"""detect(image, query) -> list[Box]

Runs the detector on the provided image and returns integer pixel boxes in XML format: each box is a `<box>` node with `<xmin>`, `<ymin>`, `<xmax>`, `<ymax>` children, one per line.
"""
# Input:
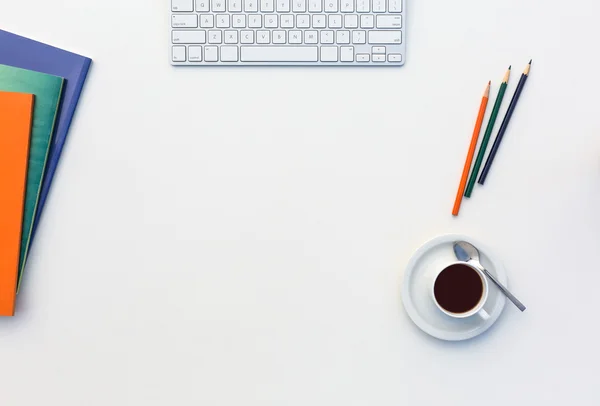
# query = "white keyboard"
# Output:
<box><xmin>170</xmin><ymin>0</ymin><xmax>405</xmax><ymax>65</ymax></box>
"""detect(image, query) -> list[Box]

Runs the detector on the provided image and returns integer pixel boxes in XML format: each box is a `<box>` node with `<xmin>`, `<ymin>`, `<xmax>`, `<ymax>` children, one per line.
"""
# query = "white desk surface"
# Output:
<box><xmin>1</xmin><ymin>0</ymin><xmax>600</xmax><ymax>405</ymax></box>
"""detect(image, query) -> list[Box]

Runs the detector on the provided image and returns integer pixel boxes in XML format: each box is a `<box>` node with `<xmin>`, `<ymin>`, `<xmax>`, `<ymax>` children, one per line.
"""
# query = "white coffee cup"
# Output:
<box><xmin>431</xmin><ymin>261</ymin><xmax>490</xmax><ymax>320</ymax></box>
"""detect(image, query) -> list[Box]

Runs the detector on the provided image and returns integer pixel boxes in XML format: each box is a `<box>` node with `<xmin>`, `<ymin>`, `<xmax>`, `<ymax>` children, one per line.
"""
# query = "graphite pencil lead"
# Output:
<box><xmin>529</xmin><ymin>59</ymin><xmax>532</xmax><ymax>64</ymax></box>
<box><xmin>524</xmin><ymin>61</ymin><xmax>531</xmax><ymax>75</ymax></box>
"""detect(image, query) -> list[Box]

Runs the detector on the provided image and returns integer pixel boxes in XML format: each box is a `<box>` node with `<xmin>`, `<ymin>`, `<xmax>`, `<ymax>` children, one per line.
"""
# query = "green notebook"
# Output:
<box><xmin>0</xmin><ymin>64</ymin><xmax>64</xmax><ymax>284</ymax></box>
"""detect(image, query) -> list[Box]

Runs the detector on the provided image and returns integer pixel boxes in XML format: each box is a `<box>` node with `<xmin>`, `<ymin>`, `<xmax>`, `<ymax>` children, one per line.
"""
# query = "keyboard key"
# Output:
<box><xmin>172</xmin><ymin>0</ymin><xmax>194</xmax><ymax>12</ymax></box>
<box><xmin>172</xmin><ymin>45</ymin><xmax>186</xmax><ymax>61</ymax></box>
<box><xmin>388</xmin><ymin>53</ymin><xmax>402</xmax><ymax>62</ymax></box>
<box><xmin>305</xmin><ymin>30</ymin><xmax>318</xmax><ymax>43</ymax></box>
<box><xmin>172</xmin><ymin>14</ymin><xmax>198</xmax><ymax>28</ymax></box>
<box><xmin>265</xmin><ymin>14</ymin><xmax>278</xmax><ymax>27</ymax></box>
<box><xmin>281</xmin><ymin>14</ymin><xmax>294</xmax><ymax>28</ymax></box>
<box><xmin>368</xmin><ymin>30</ymin><xmax>402</xmax><ymax>44</ymax></box>
<box><xmin>221</xmin><ymin>46</ymin><xmax>239</xmax><ymax>61</ymax></box>
<box><xmin>373</xmin><ymin>54</ymin><xmax>385</xmax><ymax>62</ymax></box>
<box><xmin>320</xmin><ymin>46</ymin><xmax>338</xmax><ymax>61</ymax></box>
<box><xmin>324</xmin><ymin>0</ymin><xmax>338</xmax><ymax>12</ymax></box>
<box><xmin>225</xmin><ymin>30</ymin><xmax>239</xmax><ymax>43</ymax></box>
<box><xmin>329</xmin><ymin>15</ymin><xmax>342</xmax><ymax>28</ymax></box>
<box><xmin>205</xmin><ymin>45</ymin><xmax>218</xmax><ymax>61</ymax></box>
<box><xmin>372</xmin><ymin>0</ymin><xmax>384</xmax><ymax>12</ymax></box>
<box><xmin>208</xmin><ymin>30</ymin><xmax>222</xmax><ymax>43</ymax></box>
<box><xmin>293</xmin><ymin>0</ymin><xmax>307</xmax><ymax>12</ymax></box>
<box><xmin>240</xmin><ymin>30</ymin><xmax>254</xmax><ymax>43</ymax></box>
<box><xmin>261</xmin><ymin>0</ymin><xmax>274</xmax><ymax>11</ymax></box>
<box><xmin>195</xmin><ymin>0</ymin><xmax>209</xmax><ymax>11</ymax></box>
<box><xmin>352</xmin><ymin>30</ymin><xmax>366</xmax><ymax>44</ymax></box>
<box><xmin>308</xmin><ymin>0</ymin><xmax>322</xmax><ymax>12</ymax></box>
<box><xmin>340</xmin><ymin>0</ymin><xmax>354</xmax><ymax>12</ymax></box>
<box><xmin>313</xmin><ymin>15</ymin><xmax>326</xmax><ymax>28</ymax></box>
<box><xmin>388</xmin><ymin>0</ymin><xmax>401</xmax><ymax>12</ymax></box>
<box><xmin>233</xmin><ymin>14</ymin><xmax>246</xmax><ymax>27</ymax></box>
<box><xmin>249</xmin><ymin>15</ymin><xmax>262</xmax><ymax>27</ymax></box>
<box><xmin>244</xmin><ymin>0</ymin><xmax>258</xmax><ymax>11</ymax></box>
<box><xmin>200</xmin><ymin>14</ymin><xmax>214</xmax><ymax>28</ymax></box>
<box><xmin>257</xmin><ymin>30</ymin><xmax>271</xmax><ymax>43</ymax></box>
<box><xmin>241</xmin><ymin>46</ymin><xmax>318</xmax><ymax>61</ymax></box>
<box><xmin>356</xmin><ymin>53</ymin><xmax>369</xmax><ymax>62</ymax></box>
<box><xmin>230</xmin><ymin>0</ymin><xmax>243</xmax><ymax>11</ymax></box>
<box><xmin>336</xmin><ymin>30</ymin><xmax>350</xmax><ymax>44</ymax></box>
<box><xmin>273</xmin><ymin>30</ymin><xmax>286</xmax><ymax>43</ymax></box>
<box><xmin>212</xmin><ymin>0</ymin><xmax>226</xmax><ymax>11</ymax></box>
<box><xmin>344</xmin><ymin>15</ymin><xmax>358</xmax><ymax>28</ymax></box>
<box><xmin>320</xmin><ymin>30</ymin><xmax>334</xmax><ymax>43</ymax></box>
<box><xmin>360</xmin><ymin>15</ymin><xmax>374</xmax><ymax>28</ymax></box>
<box><xmin>189</xmin><ymin>46</ymin><xmax>203</xmax><ymax>61</ymax></box>
<box><xmin>372</xmin><ymin>46</ymin><xmax>385</xmax><ymax>53</ymax></box>
<box><xmin>341</xmin><ymin>46</ymin><xmax>354</xmax><ymax>61</ymax></box>
<box><xmin>172</xmin><ymin>30</ymin><xmax>206</xmax><ymax>44</ymax></box>
<box><xmin>356</xmin><ymin>0</ymin><xmax>369</xmax><ymax>12</ymax></box>
<box><xmin>297</xmin><ymin>14</ymin><xmax>310</xmax><ymax>28</ymax></box>
<box><xmin>216</xmin><ymin>14</ymin><xmax>230</xmax><ymax>27</ymax></box>
<box><xmin>277</xmin><ymin>0</ymin><xmax>290</xmax><ymax>12</ymax></box>
<box><xmin>289</xmin><ymin>30</ymin><xmax>302</xmax><ymax>43</ymax></box>
<box><xmin>376</xmin><ymin>15</ymin><xmax>401</xmax><ymax>28</ymax></box>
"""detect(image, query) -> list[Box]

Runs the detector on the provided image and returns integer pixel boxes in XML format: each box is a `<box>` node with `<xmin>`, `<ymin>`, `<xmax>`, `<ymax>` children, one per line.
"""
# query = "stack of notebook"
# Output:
<box><xmin>0</xmin><ymin>30</ymin><xmax>92</xmax><ymax>316</ymax></box>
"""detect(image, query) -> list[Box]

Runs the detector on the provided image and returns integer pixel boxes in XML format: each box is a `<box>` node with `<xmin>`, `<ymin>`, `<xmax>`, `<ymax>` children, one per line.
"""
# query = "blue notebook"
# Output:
<box><xmin>0</xmin><ymin>30</ymin><xmax>92</xmax><ymax>250</ymax></box>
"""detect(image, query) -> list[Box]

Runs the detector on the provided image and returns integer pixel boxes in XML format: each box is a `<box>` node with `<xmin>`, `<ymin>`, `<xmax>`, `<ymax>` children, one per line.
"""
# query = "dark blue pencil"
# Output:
<box><xmin>478</xmin><ymin>60</ymin><xmax>532</xmax><ymax>185</ymax></box>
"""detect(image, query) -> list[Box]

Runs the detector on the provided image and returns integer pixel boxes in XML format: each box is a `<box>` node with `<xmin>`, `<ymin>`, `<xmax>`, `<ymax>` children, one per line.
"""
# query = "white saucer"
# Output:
<box><xmin>401</xmin><ymin>234</ymin><xmax>508</xmax><ymax>341</ymax></box>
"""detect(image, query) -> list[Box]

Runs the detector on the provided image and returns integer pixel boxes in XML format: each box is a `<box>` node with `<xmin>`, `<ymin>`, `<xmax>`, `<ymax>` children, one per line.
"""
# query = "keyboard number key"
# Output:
<box><xmin>172</xmin><ymin>0</ymin><xmax>194</xmax><ymax>11</ymax></box>
<box><xmin>172</xmin><ymin>45</ymin><xmax>186</xmax><ymax>62</ymax></box>
<box><xmin>189</xmin><ymin>46</ymin><xmax>202</xmax><ymax>61</ymax></box>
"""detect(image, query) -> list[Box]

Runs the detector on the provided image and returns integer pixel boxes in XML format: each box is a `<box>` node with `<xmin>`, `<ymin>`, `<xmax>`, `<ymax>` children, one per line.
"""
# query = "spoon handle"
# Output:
<box><xmin>478</xmin><ymin>264</ymin><xmax>526</xmax><ymax>312</ymax></box>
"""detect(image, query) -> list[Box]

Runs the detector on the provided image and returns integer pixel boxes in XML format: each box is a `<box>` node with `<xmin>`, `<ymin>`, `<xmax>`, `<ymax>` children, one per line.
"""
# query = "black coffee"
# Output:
<box><xmin>434</xmin><ymin>264</ymin><xmax>483</xmax><ymax>314</ymax></box>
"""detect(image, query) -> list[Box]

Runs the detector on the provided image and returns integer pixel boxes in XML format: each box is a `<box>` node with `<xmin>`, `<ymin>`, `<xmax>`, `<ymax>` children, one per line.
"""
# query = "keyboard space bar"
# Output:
<box><xmin>241</xmin><ymin>46</ymin><xmax>318</xmax><ymax>62</ymax></box>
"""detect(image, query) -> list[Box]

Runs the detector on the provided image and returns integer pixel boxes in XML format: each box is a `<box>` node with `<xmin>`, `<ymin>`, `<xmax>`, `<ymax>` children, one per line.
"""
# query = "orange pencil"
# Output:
<box><xmin>452</xmin><ymin>81</ymin><xmax>490</xmax><ymax>216</ymax></box>
<box><xmin>0</xmin><ymin>91</ymin><xmax>33</xmax><ymax>316</ymax></box>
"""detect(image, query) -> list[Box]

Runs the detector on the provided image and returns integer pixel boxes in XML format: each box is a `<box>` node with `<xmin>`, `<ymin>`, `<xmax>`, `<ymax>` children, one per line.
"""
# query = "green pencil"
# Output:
<box><xmin>464</xmin><ymin>66</ymin><xmax>511</xmax><ymax>197</ymax></box>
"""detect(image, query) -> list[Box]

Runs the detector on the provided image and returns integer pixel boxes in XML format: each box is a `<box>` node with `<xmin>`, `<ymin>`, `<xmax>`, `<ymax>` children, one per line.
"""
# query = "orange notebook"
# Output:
<box><xmin>0</xmin><ymin>91</ymin><xmax>33</xmax><ymax>316</ymax></box>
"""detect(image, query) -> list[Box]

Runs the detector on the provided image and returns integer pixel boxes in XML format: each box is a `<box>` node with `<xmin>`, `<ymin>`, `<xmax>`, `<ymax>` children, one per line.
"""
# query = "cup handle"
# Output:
<box><xmin>478</xmin><ymin>308</ymin><xmax>490</xmax><ymax>320</ymax></box>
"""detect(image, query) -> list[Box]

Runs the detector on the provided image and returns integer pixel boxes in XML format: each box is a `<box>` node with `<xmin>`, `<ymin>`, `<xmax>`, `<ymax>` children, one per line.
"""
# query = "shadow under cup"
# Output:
<box><xmin>433</xmin><ymin>263</ymin><xmax>487</xmax><ymax>317</ymax></box>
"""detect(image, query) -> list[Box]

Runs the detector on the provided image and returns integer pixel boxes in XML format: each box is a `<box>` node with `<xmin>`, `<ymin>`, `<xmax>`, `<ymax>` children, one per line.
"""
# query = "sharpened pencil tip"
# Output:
<box><xmin>508</xmin><ymin>65</ymin><xmax>511</xmax><ymax>70</ymax></box>
<box><xmin>488</xmin><ymin>80</ymin><xmax>491</xmax><ymax>85</ymax></box>
<box><xmin>529</xmin><ymin>59</ymin><xmax>532</xmax><ymax>64</ymax></box>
